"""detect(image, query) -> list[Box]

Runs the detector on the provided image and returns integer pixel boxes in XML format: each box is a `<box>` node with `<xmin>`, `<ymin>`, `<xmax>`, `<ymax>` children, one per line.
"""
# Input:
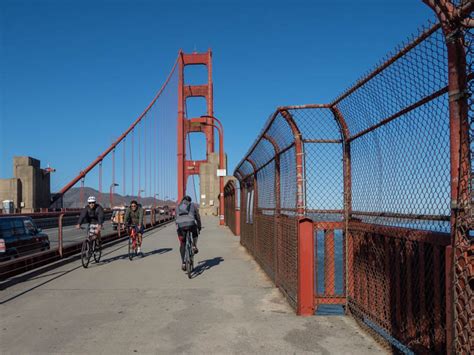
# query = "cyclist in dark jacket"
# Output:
<box><xmin>176</xmin><ymin>195</ymin><xmax>201</xmax><ymax>271</ymax></box>
<box><xmin>124</xmin><ymin>200</ymin><xmax>145</xmax><ymax>254</ymax></box>
<box><xmin>75</xmin><ymin>196</ymin><xmax>105</xmax><ymax>240</ymax></box>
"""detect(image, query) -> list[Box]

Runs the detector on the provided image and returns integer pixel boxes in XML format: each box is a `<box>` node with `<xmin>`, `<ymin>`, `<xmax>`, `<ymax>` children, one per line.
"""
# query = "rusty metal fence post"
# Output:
<box><xmin>58</xmin><ymin>213</ymin><xmax>65</xmax><ymax>258</ymax></box>
<box><xmin>423</xmin><ymin>1</ymin><xmax>473</xmax><ymax>353</ymax></box>
<box><xmin>298</xmin><ymin>217</ymin><xmax>314</xmax><ymax>316</ymax></box>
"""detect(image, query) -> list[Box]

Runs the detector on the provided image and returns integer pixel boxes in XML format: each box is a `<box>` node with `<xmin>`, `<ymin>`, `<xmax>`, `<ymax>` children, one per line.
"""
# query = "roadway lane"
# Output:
<box><xmin>46</xmin><ymin>221</ymin><xmax>116</xmax><ymax>248</ymax></box>
<box><xmin>0</xmin><ymin>217</ymin><xmax>385</xmax><ymax>354</ymax></box>
<box><xmin>45</xmin><ymin>214</ymin><xmax>155</xmax><ymax>248</ymax></box>
<box><xmin>0</xmin><ymin>214</ymin><xmax>165</xmax><ymax>263</ymax></box>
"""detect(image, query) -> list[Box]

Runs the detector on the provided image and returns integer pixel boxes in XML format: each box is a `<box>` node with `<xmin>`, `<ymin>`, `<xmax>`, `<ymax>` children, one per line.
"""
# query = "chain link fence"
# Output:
<box><xmin>233</xmin><ymin>1</ymin><xmax>472</xmax><ymax>353</ymax></box>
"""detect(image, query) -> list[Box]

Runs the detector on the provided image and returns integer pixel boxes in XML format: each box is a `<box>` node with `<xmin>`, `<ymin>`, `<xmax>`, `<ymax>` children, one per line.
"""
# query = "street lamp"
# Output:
<box><xmin>109</xmin><ymin>183</ymin><xmax>119</xmax><ymax>209</ymax></box>
<box><xmin>138</xmin><ymin>189</ymin><xmax>145</xmax><ymax>204</ymax></box>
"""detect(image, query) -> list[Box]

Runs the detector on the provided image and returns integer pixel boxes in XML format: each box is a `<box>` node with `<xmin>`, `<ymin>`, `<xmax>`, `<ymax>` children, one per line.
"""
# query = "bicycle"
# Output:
<box><xmin>80</xmin><ymin>224</ymin><xmax>102</xmax><ymax>268</ymax></box>
<box><xmin>127</xmin><ymin>225</ymin><xmax>139</xmax><ymax>260</ymax></box>
<box><xmin>183</xmin><ymin>228</ymin><xmax>194</xmax><ymax>279</ymax></box>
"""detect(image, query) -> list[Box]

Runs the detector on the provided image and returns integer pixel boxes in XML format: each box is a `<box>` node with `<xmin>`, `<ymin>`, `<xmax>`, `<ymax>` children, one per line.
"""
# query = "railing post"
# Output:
<box><xmin>58</xmin><ymin>213</ymin><xmax>64</xmax><ymax>257</ymax></box>
<box><xmin>445</xmin><ymin>245</ymin><xmax>454</xmax><ymax>353</ymax></box>
<box><xmin>235</xmin><ymin>208</ymin><xmax>240</xmax><ymax>236</ymax></box>
<box><xmin>298</xmin><ymin>217</ymin><xmax>314</xmax><ymax>316</ymax></box>
<box><xmin>421</xmin><ymin>2</ymin><xmax>473</xmax><ymax>352</ymax></box>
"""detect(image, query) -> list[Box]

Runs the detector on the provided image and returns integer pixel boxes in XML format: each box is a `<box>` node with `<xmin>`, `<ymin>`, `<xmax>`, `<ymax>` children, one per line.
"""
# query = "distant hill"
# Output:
<box><xmin>60</xmin><ymin>187</ymin><xmax>176</xmax><ymax>209</ymax></box>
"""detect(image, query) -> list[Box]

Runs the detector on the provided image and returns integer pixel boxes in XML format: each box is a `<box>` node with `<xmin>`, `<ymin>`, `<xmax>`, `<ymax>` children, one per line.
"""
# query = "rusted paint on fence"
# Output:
<box><xmin>297</xmin><ymin>217</ymin><xmax>314</xmax><ymax>316</ymax></box>
<box><xmin>232</xmin><ymin>1</ymin><xmax>472</xmax><ymax>352</ymax></box>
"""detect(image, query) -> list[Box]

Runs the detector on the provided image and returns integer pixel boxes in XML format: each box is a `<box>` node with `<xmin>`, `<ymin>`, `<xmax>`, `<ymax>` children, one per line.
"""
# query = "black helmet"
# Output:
<box><xmin>183</xmin><ymin>195</ymin><xmax>192</xmax><ymax>202</ymax></box>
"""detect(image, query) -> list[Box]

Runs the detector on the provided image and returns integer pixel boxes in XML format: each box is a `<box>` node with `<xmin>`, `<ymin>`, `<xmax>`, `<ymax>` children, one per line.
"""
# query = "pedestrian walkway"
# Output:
<box><xmin>1</xmin><ymin>217</ymin><xmax>385</xmax><ymax>354</ymax></box>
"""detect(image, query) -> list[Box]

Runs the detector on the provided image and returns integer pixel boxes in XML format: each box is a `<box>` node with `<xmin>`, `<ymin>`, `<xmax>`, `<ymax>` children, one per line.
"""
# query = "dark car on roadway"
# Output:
<box><xmin>0</xmin><ymin>216</ymin><xmax>50</xmax><ymax>261</ymax></box>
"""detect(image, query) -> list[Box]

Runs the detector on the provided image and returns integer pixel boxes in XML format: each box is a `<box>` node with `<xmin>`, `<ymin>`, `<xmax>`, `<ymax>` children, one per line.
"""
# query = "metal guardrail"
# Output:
<box><xmin>0</xmin><ymin>211</ymin><xmax>175</xmax><ymax>281</ymax></box>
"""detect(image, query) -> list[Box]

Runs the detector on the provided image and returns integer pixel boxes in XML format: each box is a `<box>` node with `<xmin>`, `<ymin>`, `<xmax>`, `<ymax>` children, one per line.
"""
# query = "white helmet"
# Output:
<box><xmin>87</xmin><ymin>196</ymin><xmax>97</xmax><ymax>203</ymax></box>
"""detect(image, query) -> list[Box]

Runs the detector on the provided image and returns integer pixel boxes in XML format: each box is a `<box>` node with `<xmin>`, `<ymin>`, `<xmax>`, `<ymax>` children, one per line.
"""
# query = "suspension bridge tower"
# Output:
<box><xmin>177</xmin><ymin>50</ymin><xmax>226</xmax><ymax>218</ymax></box>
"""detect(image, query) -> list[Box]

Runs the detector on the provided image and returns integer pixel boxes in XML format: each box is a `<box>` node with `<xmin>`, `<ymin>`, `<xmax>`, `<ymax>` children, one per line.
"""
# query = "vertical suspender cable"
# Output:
<box><xmin>99</xmin><ymin>161</ymin><xmax>103</xmax><ymax>205</ymax></box>
<box><xmin>154</xmin><ymin>109</ymin><xmax>157</xmax><ymax>206</ymax></box>
<box><xmin>123</xmin><ymin>138</ymin><xmax>126</xmax><ymax>197</ymax></box>
<box><xmin>80</xmin><ymin>178</ymin><xmax>85</xmax><ymax>207</ymax></box>
<box><xmin>139</xmin><ymin>121</ymin><xmax>141</xmax><ymax>201</ymax></box>
<box><xmin>150</xmin><ymin>115</ymin><xmax>153</xmax><ymax>199</ymax></box>
<box><xmin>132</xmin><ymin>129</ymin><xmax>135</xmax><ymax>198</ymax></box>
<box><xmin>112</xmin><ymin>149</ymin><xmax>116</xmax><ymax>208</ymax></box>
<box><xmin>145</xmin><ymin>116</ymin><xmax>147</xmax><ymax>199</ymax></box>
<box><xmin>159</xmin><ymin>110</ymin><xmax>162</xmax><ymax>201</ymax></box>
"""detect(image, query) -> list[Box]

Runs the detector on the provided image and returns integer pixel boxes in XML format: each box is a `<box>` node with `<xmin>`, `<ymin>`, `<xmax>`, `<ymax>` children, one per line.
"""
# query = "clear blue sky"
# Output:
<box><xmin>1</xmin><ymin>0</ymin><xmax>435</xmax><ymax>193</ymax></box>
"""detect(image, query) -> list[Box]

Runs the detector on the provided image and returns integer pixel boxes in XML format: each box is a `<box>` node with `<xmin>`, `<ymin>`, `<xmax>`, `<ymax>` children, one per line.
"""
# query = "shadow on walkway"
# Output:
<box><xmin>192</xmin><ymin>257</ymin><xmax>224</xmax><ymax>277</ymax></box>
<box><xmin>99</xmin><ymin>247</ymin><xmax>173</xmax><ymax>265</ymax></box>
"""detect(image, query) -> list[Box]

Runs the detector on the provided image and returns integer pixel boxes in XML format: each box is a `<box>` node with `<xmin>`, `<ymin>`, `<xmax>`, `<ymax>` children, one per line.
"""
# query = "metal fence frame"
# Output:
<box><xmin>0</xmin><ymin>210</ymin><xmax>175</xmax><ymax>280</ymax></box>
<box><xmin>224</xmin><ymin>179</ymin><xmax>240</xmax><ymax>236</ymax></box>
<box><xmin>232</xmin><ymin>1</ymin><xmax>472</xmax><ymax>353</ymax></box>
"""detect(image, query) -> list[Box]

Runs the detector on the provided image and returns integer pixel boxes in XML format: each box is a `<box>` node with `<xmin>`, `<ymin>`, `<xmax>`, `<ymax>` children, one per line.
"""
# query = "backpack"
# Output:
<box><xmin>177</xmin><ymin>201</ymin><xmax>191</xmax><ymax>216</ymax></box>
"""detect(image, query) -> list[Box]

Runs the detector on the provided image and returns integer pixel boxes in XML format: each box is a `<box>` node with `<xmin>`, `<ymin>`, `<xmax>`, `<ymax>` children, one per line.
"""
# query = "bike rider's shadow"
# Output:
<box><xmin>192</xmin><ymin>257</ymin><xmax>224</xmax><ymax>277</ymax></box>
<box><xmin>99</xmin><ymin>248</ymin><xmax>173</xmax><ymax>265</ymax></box>
<box><xmin>140</xmin><ymin>248</ymin><xmax>173</xmax><ymax>258</ymax></box>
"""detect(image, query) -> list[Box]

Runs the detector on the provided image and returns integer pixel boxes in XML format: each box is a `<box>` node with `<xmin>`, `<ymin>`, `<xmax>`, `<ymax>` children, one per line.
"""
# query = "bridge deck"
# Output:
<box><xmin>1</xmin><ymin>217</ymin><xmax>385</xmax><ymax>354</ymax></box>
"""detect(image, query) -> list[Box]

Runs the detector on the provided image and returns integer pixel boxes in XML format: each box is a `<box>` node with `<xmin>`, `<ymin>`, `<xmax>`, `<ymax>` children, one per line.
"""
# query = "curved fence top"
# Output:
<box><xmin>233</xmin><ymin>18</ymin><xmax>471</xmax><ymax>233</ymax></box>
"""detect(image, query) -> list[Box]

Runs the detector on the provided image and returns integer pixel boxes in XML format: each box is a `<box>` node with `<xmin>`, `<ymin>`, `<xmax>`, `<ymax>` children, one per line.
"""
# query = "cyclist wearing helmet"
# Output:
<box><xmin>124</xmin><ymin>200</ymin><xmax>145</xmax><ymax>254</ymax></box>
<box><xmin>76</xmin><ymin>196</ymin><xmax>105</xmax><ymax>240</ymax></box>
<box><xmin>176</xmin><ymin>195</ymin><xmax>201</xmax><ymax>271</ymax></box>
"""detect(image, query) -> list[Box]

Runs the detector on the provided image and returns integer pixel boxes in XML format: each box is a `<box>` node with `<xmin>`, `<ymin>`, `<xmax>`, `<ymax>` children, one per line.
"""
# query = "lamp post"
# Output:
<box><xmin>138</xmin><ymin>189</ymin><xmax>145</xmax><ymax>204</ymax></box>
<box><xmin>109</xmin><ymin>183</ymin><xmax>119</xmax><ymax>209</ymax></box>
<box><xmin>200</xmin><ymin>115</ymin><xmax>225</xmax><ymax>225</ymax></box>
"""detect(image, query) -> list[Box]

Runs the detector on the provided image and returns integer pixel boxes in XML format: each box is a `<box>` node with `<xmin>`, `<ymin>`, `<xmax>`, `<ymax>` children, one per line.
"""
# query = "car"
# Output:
<box><xmin>157</xmin><ymin>205</ymin><xmax>171</xmax><ymax>215</ymax></box>
<box><xmin>0</xmin><ymin>216</ymin><xmax>50</xmax><ymax>262</ymax></box>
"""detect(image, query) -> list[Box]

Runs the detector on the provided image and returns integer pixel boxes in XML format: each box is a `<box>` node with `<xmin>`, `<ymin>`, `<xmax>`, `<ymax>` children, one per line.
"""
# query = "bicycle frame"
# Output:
<box><xmin>81</xmin><ymin>224</ymin><xmax>102</xmax><ymax>268</ymax></box>
<box><xmin>186</xmin><ymin>231</ymin><xmax>194</xmax><ymax>257</ymax></box>
<box><xmin>129</xmin><ymin>225</ymin><xmax>138</xmax><ymax>247</ymax></box>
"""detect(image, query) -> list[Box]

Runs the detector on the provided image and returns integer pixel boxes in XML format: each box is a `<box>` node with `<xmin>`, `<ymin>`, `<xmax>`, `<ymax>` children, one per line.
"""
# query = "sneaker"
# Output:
<box><xmin>181</xmin><ymin>263</ymin><xmax>186</xmax><ymax>271</ymax></box>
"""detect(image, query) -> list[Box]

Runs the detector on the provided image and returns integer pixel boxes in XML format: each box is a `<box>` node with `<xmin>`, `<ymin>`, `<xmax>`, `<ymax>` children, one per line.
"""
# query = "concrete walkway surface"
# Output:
<box><xmin>1</xmin><ymin>217</ymin><xmax>385</xmax><ymax>354</ymax></box>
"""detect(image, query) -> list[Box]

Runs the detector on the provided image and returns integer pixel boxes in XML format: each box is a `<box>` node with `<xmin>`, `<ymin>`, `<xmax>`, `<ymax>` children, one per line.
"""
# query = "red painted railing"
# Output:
<box><xmin>231</xmin><ymin>2</ymin><xmax>473</xmax><ymax>353</ymax></box>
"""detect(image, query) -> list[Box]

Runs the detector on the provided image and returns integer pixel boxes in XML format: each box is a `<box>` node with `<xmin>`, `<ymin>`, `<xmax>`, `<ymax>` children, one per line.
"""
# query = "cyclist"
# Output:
<box><xmin>176</xmin><ymin>195</ymin><xmax>201</xmax><ymax>271</ymax></box>
<box><xmin>75</xmin><ymin>196</ymin><xmax>105</xmax><ymax>241</ymax></box>
<box><xmin>124</xmin><ymin>200</ymin><xmax>144</xmax><ymax>254</ymax></box>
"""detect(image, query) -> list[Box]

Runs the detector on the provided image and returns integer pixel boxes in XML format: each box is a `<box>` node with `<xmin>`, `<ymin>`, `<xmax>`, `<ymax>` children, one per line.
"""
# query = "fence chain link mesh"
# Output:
<box><xmin>232</xmin><ymin>5</ymin><xmax>472</xmax><ymax>353</ymax></box>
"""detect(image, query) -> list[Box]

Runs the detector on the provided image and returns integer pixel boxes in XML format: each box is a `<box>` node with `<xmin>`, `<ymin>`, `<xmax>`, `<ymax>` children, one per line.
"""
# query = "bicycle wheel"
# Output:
<box><xmin>186</xmin><ymin>232</ymin><xmax>193</xmax><ymax>279</ymax></box>
<box><xmin>186</xmin><ymin>252</ymin><xmax>192</xmax><ymax>278</ymax></box>
<box><xmin>93</xmin><ymin>239</ymin><xmax>102</xmax><ymax>263</ymax></box>
<box><xmin>81</xmin><ymin>239</ymin><xmax>91</xmax><ymax>268</ymax></box>
<box><xmin>189</xmin><ymin>253</ymin><xmax>194</xmax><ymax>278</ymax></box>
<box><xmin>128</xmin><ymin>236</ymin><xmax>133</xmax><ymax>260</ymax></box>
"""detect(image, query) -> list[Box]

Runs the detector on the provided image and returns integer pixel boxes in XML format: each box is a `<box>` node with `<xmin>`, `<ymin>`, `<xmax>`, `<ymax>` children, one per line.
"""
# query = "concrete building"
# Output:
<box><xmin>0</xmin><ymin>178</ymin><xmax>22</xmax><ymax>211</ymax></box>
<box><xmin>0</xmin><ymin>157</ymin><xmax>51</xmax><ymax>213</ymax></box>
